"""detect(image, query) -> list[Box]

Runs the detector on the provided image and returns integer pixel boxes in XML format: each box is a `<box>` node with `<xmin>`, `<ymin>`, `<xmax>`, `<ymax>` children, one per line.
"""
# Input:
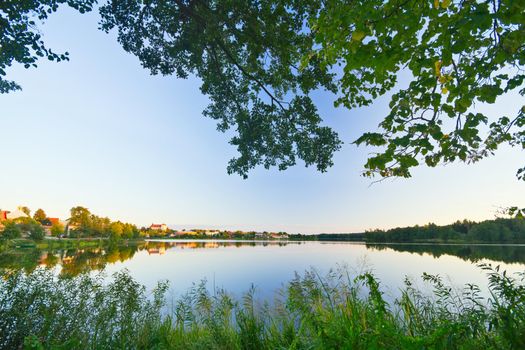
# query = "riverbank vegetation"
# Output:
<box><xmin>3</xmin><ymin>205</ymin><xmax>523</xmax><ymax>245</ymax></box>
<box><xmin>1</xmin><ymin>264</ymin><xmax>524</xmax><ymax>349</ymax></box>
<box><xmin>67</xmin><ymin>206</ymin><xmax>141</xmax><ymax>239</ymax></box>
<box><xmin>0</xmin><ymin>206</ymin><xmax>143</xmax><ymax>241</ymax></box>
<box><xmin>365</xmin><ymin>218</ymin><xmax>525</xmax><ymax>243</ymax></box>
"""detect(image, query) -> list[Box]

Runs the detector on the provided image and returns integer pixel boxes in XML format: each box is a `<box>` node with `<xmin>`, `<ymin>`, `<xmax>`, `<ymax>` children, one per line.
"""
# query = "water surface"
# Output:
<box><xmin>2</xmin><ymin>240</ymin><xmax>524</xmax><ymax>300</ymax></box>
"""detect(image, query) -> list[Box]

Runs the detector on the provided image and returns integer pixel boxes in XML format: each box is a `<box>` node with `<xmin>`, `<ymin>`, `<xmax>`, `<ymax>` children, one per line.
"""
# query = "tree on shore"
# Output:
<box><xmin>67</xmin><ymin>206</ymin><xmax>139</xmax><ymax>238</ymax></box>
<box><xmin>33</xmin><ymin>209</ymin><xmax>47</xmax><ymax>224</ymax></box>
<box><xmin>27</xmin><ymin>223</ymin><xmax>45</xmax><ymax>241</ymax></box>
<box><xmin>1</xmin><ymin>222</ymin><xmax>22</xmax><ymax>239</ymax></box>
<box><xmin>69</xmin><ymin>206</ymin><xmax>92</xmax><ymax>227</ymax></box>
<box><xmin>109</xmin><ymin>221</ymin><xmax>124</xmax><ymax>240</ymax></box>
<box><xmin>365</xmin><ymin>217</ymin><xmax>525</xmax><ymax>243</ymax></box>
<box><xmin>51</xmin><ymin>223</ymin><xmax>65</xmax><ymax>237</ymax></box>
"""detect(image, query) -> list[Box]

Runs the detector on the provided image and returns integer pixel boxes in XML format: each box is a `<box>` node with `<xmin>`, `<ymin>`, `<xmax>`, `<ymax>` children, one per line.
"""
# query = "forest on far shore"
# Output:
<box><xmin>364</xmin><ymin>218</ymin><xmax>525</xmax><ymax>243</ymax></box>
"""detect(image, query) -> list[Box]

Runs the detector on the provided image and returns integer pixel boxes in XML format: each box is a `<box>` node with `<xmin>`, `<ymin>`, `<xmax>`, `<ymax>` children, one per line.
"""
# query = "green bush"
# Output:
<box><xmin>27</xmin><ymin>224</ymin><xmax>45</xmax><ymax>241</ymax></box>
<box><xmin>1</xmin><ymin>222</ymin><xmax>22</xmax><ymax>240</ymax></box>
<box><xmin>1</xmin><ymin>220</ymin><xmax>46</xmax><ymax>241</ymax></box>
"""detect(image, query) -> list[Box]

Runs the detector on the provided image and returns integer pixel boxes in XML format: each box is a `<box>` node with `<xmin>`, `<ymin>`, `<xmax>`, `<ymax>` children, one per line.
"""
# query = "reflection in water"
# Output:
<box><xmin>366</xmin><ymin>243</ymin><xmax>525</xmax><ymax>264</ymax></box>
<box><xmin>2</xmin><ymin>240</ymin><xmax>525</xmax><ymax>276</ymax></box>
<box><xmin>0</xmin><ymin>240</ymin><xmax>300</xmax><ymax>276</ymax></box>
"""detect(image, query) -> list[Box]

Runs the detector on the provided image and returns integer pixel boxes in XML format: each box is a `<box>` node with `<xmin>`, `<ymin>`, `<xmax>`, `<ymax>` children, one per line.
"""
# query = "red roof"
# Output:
<box><xmin>48</xmin><ymin>218</ymin><xmax>60</xmax><ymax>225</ymax></box>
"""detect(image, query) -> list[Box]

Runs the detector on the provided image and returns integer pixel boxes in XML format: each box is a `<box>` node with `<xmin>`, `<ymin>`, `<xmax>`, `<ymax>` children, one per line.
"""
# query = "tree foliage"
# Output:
<box><xmin>50</xmin><ymin>222</ymin><xmax>64</xmax><ymax>236</ymax></box>
<box><xmin>26</xmin><ymin>223</ymin><xmax>45</xmax><ymax>240</ymax></box>
<box><xmin>2</xmin><ymin>0</ymin><xmax>524</xmax><ymax>179</ymax></box>
<box><xmin>508</xmin><ymin>206</ymin><xmax>525</xmax><ymax>218</ymax></box>
<box><xmin>1</xmin><ymin>219</ymin><xmax>45</xmax><ymax>240</ymax></box>
<box><xmin>0</xmin><ymin>0</ymin><xmax>96</xmax><ymax>93</ymax></box>
<box><xmin>99</xmin><ymin>0</ymin><xmax>342</xmax><ymax>178</ymax></box>
<box><xmin>68</xmin><ymin>206</ymin><xmax>139</xmax><ymax>238</ymax></box>
<box><xmin>366</xmin><ymin>218</ymin><xmax>525</xmax><ymax>243</ymax></box>
<box><xmin>313</xmin><ymin>0</ymin><xmax>525</xmax><ymax>179</ymax></box>
<box><xmin>99</xmin><ymin>0</ymin><xmax>525</xmax><ymax>179</ymax></box>
<box><xmin>1</xmin><ymin>222</ymin><xmax>22</xmax><ymax>239</ymax></box>
<box><xmin>33</xmin><ymin>208</ymin><xmax>47</xmax><ymax>224</ymax></box>
<box><xmin>18</xmin><ymin>206</ymin><xmax>31</xmax><ymax>216</ymax></box>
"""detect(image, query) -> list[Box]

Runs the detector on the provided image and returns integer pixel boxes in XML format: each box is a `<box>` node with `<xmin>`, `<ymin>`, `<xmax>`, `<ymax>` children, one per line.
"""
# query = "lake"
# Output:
<box><xmin>2</xmin><ymin>240</ymin><xmax>525</xmax><ymax>302</ymax></box>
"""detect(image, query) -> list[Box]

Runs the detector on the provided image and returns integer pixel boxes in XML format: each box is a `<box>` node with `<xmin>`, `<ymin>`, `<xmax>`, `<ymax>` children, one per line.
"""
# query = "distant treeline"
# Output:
<box><xmin>318</xmin><ymin>233</ymin><xmax>364</xmax><ymax>241</ymax></box>
<box><xmin>287</xmin><ymin>233</ymin><xmax>364</xmax><ymax>241</ymax></box>
<box><xmin>365</xmin><ymin>218</ymin><xmax>525</xmax><ymax>243</ymax></box>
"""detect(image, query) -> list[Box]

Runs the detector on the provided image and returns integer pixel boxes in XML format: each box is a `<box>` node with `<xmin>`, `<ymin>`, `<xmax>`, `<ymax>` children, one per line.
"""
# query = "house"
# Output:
<box><xmin>204</xmin><ymin>242</ymin><xmax>219</xmax><ymax>248</ymax></box>
<box><xmin>147</xmin><ymin>246</ymin><xmax>166</xmax><ymax>255</ymax></box>
<box><xmin>255</xmin><ymin>232</ymin><xmax>267</xmax><ymax>239</ymax></box>
<box><xmin>0</xmin><ymin>211</ymin><xmax>7</xmax><ymax>230</ymax></box>
<box><xmin>0</xmin><ymin>209</ymin><xmax>29</xmax><ymax>230</ymax></box>
<box><xmin>64</xmin><ymin>219</ymin><xmax>80</xmax><ymax>236</ymax></box>
<box><xmin>174</xmin><ymin>230</ymin><xmax>198</xmax><ymax>236</ymax></box>
<box><xmin>150</xmin><ymin>223</ymin><xmax>168</xmax><ymax>232</ymax></box>
<box><xmin>204</xmin><ymin>230</ymin><xmax>220</xmax><ymax>236</ymax></box>
<box><xmin>43</xmin><ymin>218</ymin><xmax>62</xmax><ymax>236</ymax></box>
<box><xmin>48</xmin><ymin>218</ymin><xmax>60</xmax><ymax>225</ymax></box>
<box><xmin>5</xmin><ymin>209</ymin><xmax>29</xmax><ymax>221</ymax></box>
<box><xmin>270</xmin><ymin>233</ymin><xmax>289</xmax><ymax>239</ymax></box>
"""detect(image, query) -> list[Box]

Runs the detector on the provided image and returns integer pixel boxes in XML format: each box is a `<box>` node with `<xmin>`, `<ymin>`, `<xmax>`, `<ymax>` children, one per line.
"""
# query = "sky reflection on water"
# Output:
<box><xmin>2</xmin><ymin>240</ymin><xmax>524</xmax><ymax>301</ymax></box>
<box><xmin>100</xmin><ymin>240</ymin><xmax>525</xmax><ymax>301</ymax></box>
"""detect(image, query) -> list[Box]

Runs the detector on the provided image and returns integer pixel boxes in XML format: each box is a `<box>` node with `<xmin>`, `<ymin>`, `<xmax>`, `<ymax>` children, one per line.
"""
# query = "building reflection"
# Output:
<box><xmin>4</xmin><ymin>240</ymin><xmax>523</xmax><ymax>277</ymax></box>
<box><xmin>0</xmin><ymin>240</ymin><xmax>301</xmax><ymax>276</ymax></box>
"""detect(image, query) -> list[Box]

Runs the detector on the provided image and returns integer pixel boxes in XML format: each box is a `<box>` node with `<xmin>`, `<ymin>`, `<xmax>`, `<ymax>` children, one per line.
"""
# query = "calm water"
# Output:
<box><xmin>2</xmin><ymin>240</ymin><xmax>525</xmax><ymax>301</ymax></box>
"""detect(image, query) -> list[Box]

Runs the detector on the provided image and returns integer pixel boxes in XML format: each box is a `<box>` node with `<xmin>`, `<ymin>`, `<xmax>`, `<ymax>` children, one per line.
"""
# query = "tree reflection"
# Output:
<box><xmin>0</xmin><ymin>240</ymin><xmax>301</xmax><ymax>276</ymax></box>
<box><xmin>5</xmin><ymin>240</ymin><xmax>522</xmax><ymax>276</ymax></box>
<box><xmin>366</xmin><ymin>243</ymin><xmax>525</xmax><ymax>264</ymax></box>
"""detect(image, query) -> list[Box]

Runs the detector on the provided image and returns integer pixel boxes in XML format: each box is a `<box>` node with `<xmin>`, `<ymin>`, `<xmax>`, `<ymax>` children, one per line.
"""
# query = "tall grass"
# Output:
<box><xmin>0</xmin><ymin>264</ymin><xmax>524</xmax><ymax>349</ymax></box>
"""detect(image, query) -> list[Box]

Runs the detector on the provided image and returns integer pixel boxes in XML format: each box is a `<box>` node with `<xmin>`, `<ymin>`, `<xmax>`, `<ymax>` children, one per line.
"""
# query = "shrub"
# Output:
<box><xmin>27</xmin><ymin>224</ymin><xmax>45</xmax><ymax>241</ymax></box>
<box><xmin>1</xmin><ymin>222</ymin><xmax>21</xmax><ymax>240</ymax></box>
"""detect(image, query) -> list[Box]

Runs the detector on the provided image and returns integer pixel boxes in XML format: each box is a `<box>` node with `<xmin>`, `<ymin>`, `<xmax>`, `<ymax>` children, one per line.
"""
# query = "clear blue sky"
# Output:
<box><xmin>0</xmin><ymin>7</ymin><xmax>523</xmax><ymax>233</ymax></box>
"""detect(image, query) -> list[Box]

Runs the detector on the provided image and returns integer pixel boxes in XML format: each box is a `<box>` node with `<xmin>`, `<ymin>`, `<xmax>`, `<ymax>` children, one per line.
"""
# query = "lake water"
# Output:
<box><xmin>4</xmin><ymin>240</ymin><xmax>523</xmax><ymax>302</ymax></box>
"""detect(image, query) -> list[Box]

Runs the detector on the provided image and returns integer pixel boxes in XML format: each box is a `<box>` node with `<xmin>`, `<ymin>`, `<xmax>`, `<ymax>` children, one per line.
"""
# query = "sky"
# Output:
<box><xmin>0</xmin><ymin>7</ymin><xmax>523</xmax><ymax>234</ymax></box>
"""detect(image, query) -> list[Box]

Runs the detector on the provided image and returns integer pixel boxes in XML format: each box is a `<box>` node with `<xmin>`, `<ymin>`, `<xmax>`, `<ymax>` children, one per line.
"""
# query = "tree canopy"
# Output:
<box><xmin>0</xmin><ymin>0</ymin><xmax>96</xmax><ymax>93</ymax></box>
<box><xmin>33</xmin><ymin>208</ymin><xmax>47</xmax><ymax>223</ymax></box>
<box><xmin>365</xmin><ymin>218</ymin><xmax>525</xmax><ymax>243</ymax></box>
<box><xmin>312</xmin><ymin>0</ymin><xmax>525</xmax><ymax>180</ymax></box>
<box><xmin>68</xmin><ymin>206</ymin><xmax>139</xmax><ymax>238</ymax></box>
<box><xmin>2</xmin><ymin>0</ymin><xmax>524</xmax><ymax>180</ymax></box>
<box><xmin>18</xmin><ymin>206</ymin><xmax>31</xmax><ymax>216</ymax></box>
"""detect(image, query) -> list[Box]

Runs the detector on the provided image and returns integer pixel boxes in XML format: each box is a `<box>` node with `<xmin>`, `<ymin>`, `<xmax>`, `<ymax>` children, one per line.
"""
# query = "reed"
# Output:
<box><xmin>0</xmin><ymin>264</ymin><xmax>523</xmax><ymax>349</ymax></box>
